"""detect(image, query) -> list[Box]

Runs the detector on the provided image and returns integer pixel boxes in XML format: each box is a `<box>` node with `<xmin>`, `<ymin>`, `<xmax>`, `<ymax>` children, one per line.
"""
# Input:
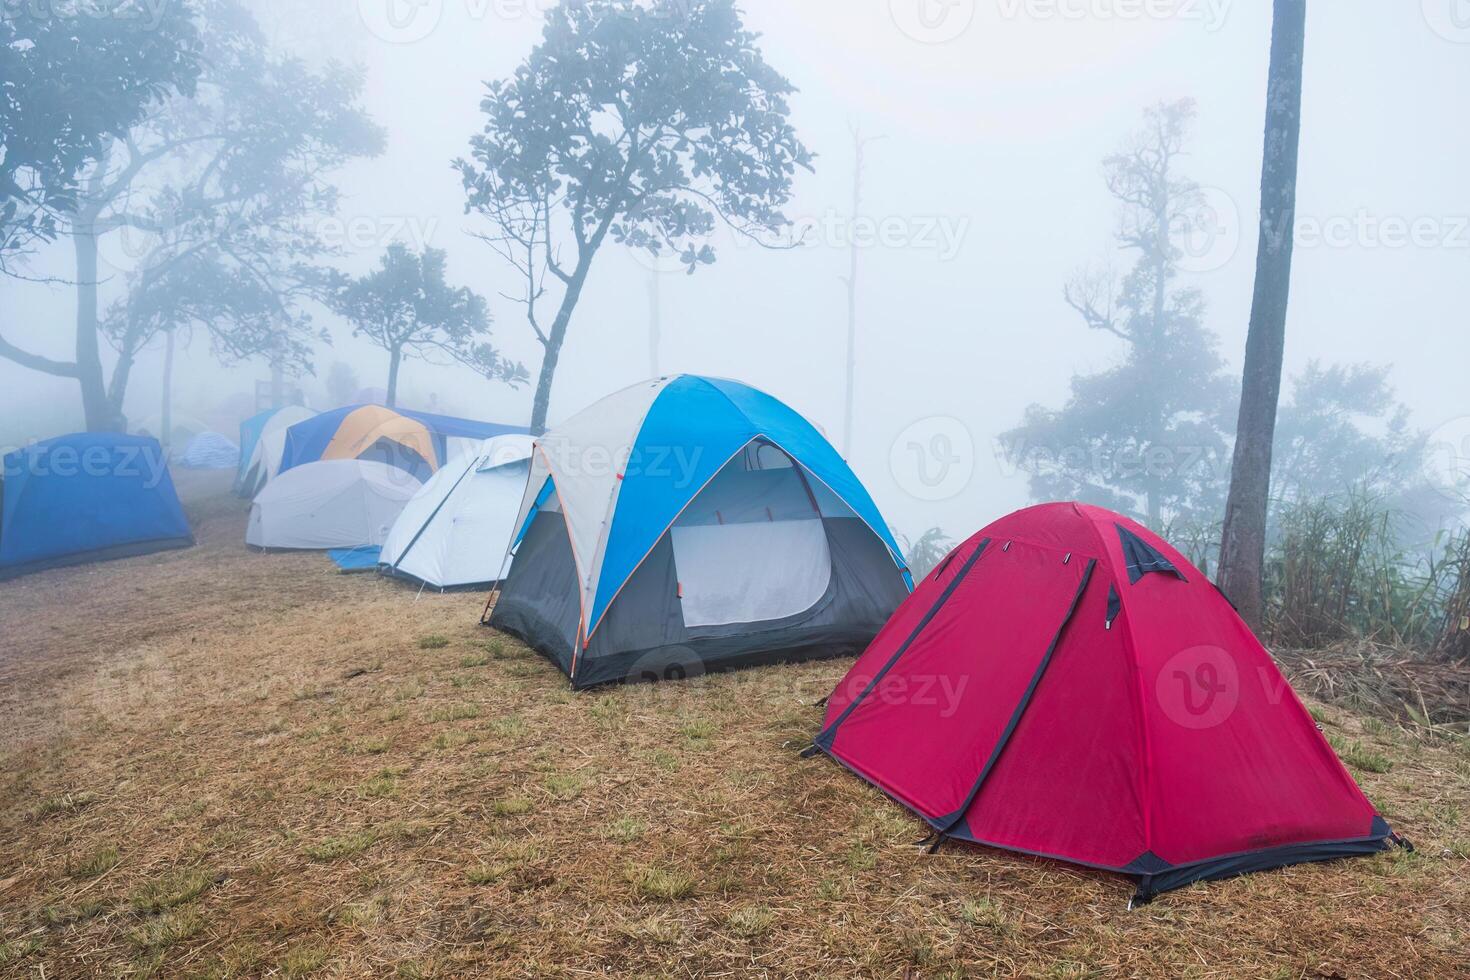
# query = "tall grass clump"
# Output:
<box><xmin>1264</xmin><ymin>490</ymin><xmax>1469</xmax><ymax>653</ymax></box>
<box><xmin>1432</xmin><ymin>527</ymin><xmax>1470</xmax><ymax>660</ymax></box>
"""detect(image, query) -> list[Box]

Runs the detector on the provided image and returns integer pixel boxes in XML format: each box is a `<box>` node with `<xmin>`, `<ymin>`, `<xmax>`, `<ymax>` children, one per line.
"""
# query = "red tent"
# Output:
<box><xmin>808</xmin><ymin>502</ymin><xmax>1404</xmax><ymax>902</ymax></box>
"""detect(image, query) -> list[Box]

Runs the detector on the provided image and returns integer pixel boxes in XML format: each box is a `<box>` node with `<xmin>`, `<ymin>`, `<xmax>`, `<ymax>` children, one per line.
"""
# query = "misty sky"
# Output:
<box><xmin>4</xmin><ymin>0</ymin><xmax>1467</xmax><ymax>540</ymax></box>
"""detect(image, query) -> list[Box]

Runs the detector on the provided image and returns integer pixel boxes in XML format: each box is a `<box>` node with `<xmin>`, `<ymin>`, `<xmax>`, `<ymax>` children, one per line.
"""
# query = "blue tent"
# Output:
<box><xmin>0</xmin><ymin>433</ymin><xmax>194</xmax><ymax>580</ymax></box>
<box><xmin>278</xmin><ymin>405</ymin><xmax>527</xmax><ymax>483</ymax></box>
<box><xmin>489</xmin><ymin>375</ymin><xmax>913</xmax><ymax>688</ymax></box>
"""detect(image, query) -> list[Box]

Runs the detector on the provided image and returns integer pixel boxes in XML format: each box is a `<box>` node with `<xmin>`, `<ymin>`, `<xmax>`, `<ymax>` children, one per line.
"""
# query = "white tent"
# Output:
<box><xmin>246</xmin><ymin>459</ymin><xmax>420</xmax><ymax>550</ymax></box>
<box><xmin>237</xmin><ymin>406</ymin><xmax>316</xmax><ymax>498</ymax></box>
<box><xmin>379</xmin><ymin>434</ymin><xmax>535</xmax><ymax>589</ymax></box>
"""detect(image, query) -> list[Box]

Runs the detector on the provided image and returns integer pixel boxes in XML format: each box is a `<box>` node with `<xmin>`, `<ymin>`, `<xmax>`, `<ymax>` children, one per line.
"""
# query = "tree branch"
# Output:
<box><xmin>0</xmin><ymin>331</ymin><xmax>80</xmax><ymax>378</ymax></box>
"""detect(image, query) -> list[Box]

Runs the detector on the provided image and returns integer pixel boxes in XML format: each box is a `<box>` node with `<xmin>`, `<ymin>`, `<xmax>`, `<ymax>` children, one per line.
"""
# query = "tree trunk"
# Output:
<box><xmin>530</xmin><ymin>266</ymin><xmax>592</xmax><ymax>435</ymax></box>
<box><xmin>386</xmin><ymin>346</ymin><xmax>402</xmax><ymax>409</ymax></box>
<box><xmin>73</xmin><ymin>215</ymin><xmax>123</xmax><ymax>432</ymax></box>
<box><xmin>1218</xmin><ymin>0</ymin><xmax>1307</xmax><ymax>630</ymax></box>
<box><xmin>108</xmin><ymin>349</ymin><xmax>136</xmax><ymax>421</ymax></box>
<box><xmin>161</xmin><ymin>328</ymin><xmax>175</xmax><ymax>453</ymax></box>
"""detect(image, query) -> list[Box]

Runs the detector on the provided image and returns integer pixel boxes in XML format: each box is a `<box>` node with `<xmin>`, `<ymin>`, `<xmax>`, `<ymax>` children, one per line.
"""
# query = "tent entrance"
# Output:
<box><xmin>667</xmin><ymin>440</ymin><xmax>835</xmax><ymax>629</ymax></box>
<box><xmin>672</xmin><ymin>520</ymin><xmax>832</xmax><ymax>627</ymax></box>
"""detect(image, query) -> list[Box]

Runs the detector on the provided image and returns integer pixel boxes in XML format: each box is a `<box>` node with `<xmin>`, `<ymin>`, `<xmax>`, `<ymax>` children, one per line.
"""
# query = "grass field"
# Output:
<box><xmin>2</xmin><ymin>474</ymin><xmax>1468</xmax><ymax>978</ymax></box>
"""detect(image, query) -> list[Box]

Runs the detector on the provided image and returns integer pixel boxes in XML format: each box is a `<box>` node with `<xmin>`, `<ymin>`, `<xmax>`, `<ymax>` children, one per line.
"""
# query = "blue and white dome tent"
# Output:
<box><xmin>236</xmin><ymin>405</ymin><xmax>317</xmax><ymax>498</ymax></box>
<box><xmin>485</xmin><ymin>375</ymin><xmax>914</xmax><ymax>688</ymax></box>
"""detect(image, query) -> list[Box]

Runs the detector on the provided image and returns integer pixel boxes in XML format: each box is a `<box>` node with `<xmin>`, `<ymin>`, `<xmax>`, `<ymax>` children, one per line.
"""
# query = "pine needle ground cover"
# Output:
<box><xmin>2</xmin><ymin>475</ymin><xmax>1467</xmax><ymax>977</ymax></box>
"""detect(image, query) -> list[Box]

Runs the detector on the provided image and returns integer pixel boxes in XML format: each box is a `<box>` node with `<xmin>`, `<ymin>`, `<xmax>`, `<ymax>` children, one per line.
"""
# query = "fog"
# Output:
<box><xmin>4</xmin><ymin>0</ymin><xmax>1467</xmax><ymax>541</ymax></box>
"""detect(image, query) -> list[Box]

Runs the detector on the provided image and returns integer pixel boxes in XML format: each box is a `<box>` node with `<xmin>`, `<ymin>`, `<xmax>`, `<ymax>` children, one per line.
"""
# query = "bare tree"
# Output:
<box><xmin>1218</xmin><ymin>0</ymin><xmax>1308</xmax><ymax>628</ymax></box>
<box><xmin>1002</xmin><ymin>101</ymin><xmax>1235</xmax><ymax>528</ymax></box>
<box><xmin>840</xmin><ymin>126</ymin><xmax>883</xmax><ymax>458</ymax></box>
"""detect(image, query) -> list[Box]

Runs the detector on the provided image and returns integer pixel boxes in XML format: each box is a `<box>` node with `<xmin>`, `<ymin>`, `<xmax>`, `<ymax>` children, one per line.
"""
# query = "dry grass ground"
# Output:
<box><xmin>2</xmin><ymin>475</ymin><xmax>1468</xmax><ymax>978</ymax></box>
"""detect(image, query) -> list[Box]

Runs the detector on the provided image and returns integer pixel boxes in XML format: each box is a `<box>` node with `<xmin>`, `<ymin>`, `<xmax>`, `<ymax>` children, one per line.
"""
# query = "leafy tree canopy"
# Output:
<box><xmin>0</xmin><ymin>0</ymin><xmax>386</xmax><ymax>429</ymax></box>
<box><xmin>0</xmin><ymin>0</ymin><xmax>201</xmax><ymax>268</ymax></box>
<box><xmin>333</xmin><ymin>243</ymin><xmax>524</xmax><ymax>407</ymax></box>
<box><xmin>456</xmin><ymin>0</ymin><xmax>812</xmax><ymax>430</ymax></box>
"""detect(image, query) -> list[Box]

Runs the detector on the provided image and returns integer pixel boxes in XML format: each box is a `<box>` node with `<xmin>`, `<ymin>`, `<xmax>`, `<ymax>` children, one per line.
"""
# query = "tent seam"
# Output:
<box><xmin>935</xmin><ymin>557</ymin><xmax>1097</xmax><ymax>835</ymax></box>
<box><xmin>1078</xmin><ymin>506</ymin><xmax>1157</xmax><ymax>860</ymax></box>
<box><xmin>816</xmin><ymin>537</ymin><xmax>991</xmax><ymax>745</ymax></box>
<box><xmin>582</xmin><ymin>438</ymin><xmax>757</xmax><ymax>646</ymax></box>
<box><xmin>389</xmin><ymin>454</ymin><xmax>480</xmax><ymax>571</ymax></box>
<box><xmin>578</xmin><ymin>378</ymin><xmax>675</xmax><ymax>647</ymax></box>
